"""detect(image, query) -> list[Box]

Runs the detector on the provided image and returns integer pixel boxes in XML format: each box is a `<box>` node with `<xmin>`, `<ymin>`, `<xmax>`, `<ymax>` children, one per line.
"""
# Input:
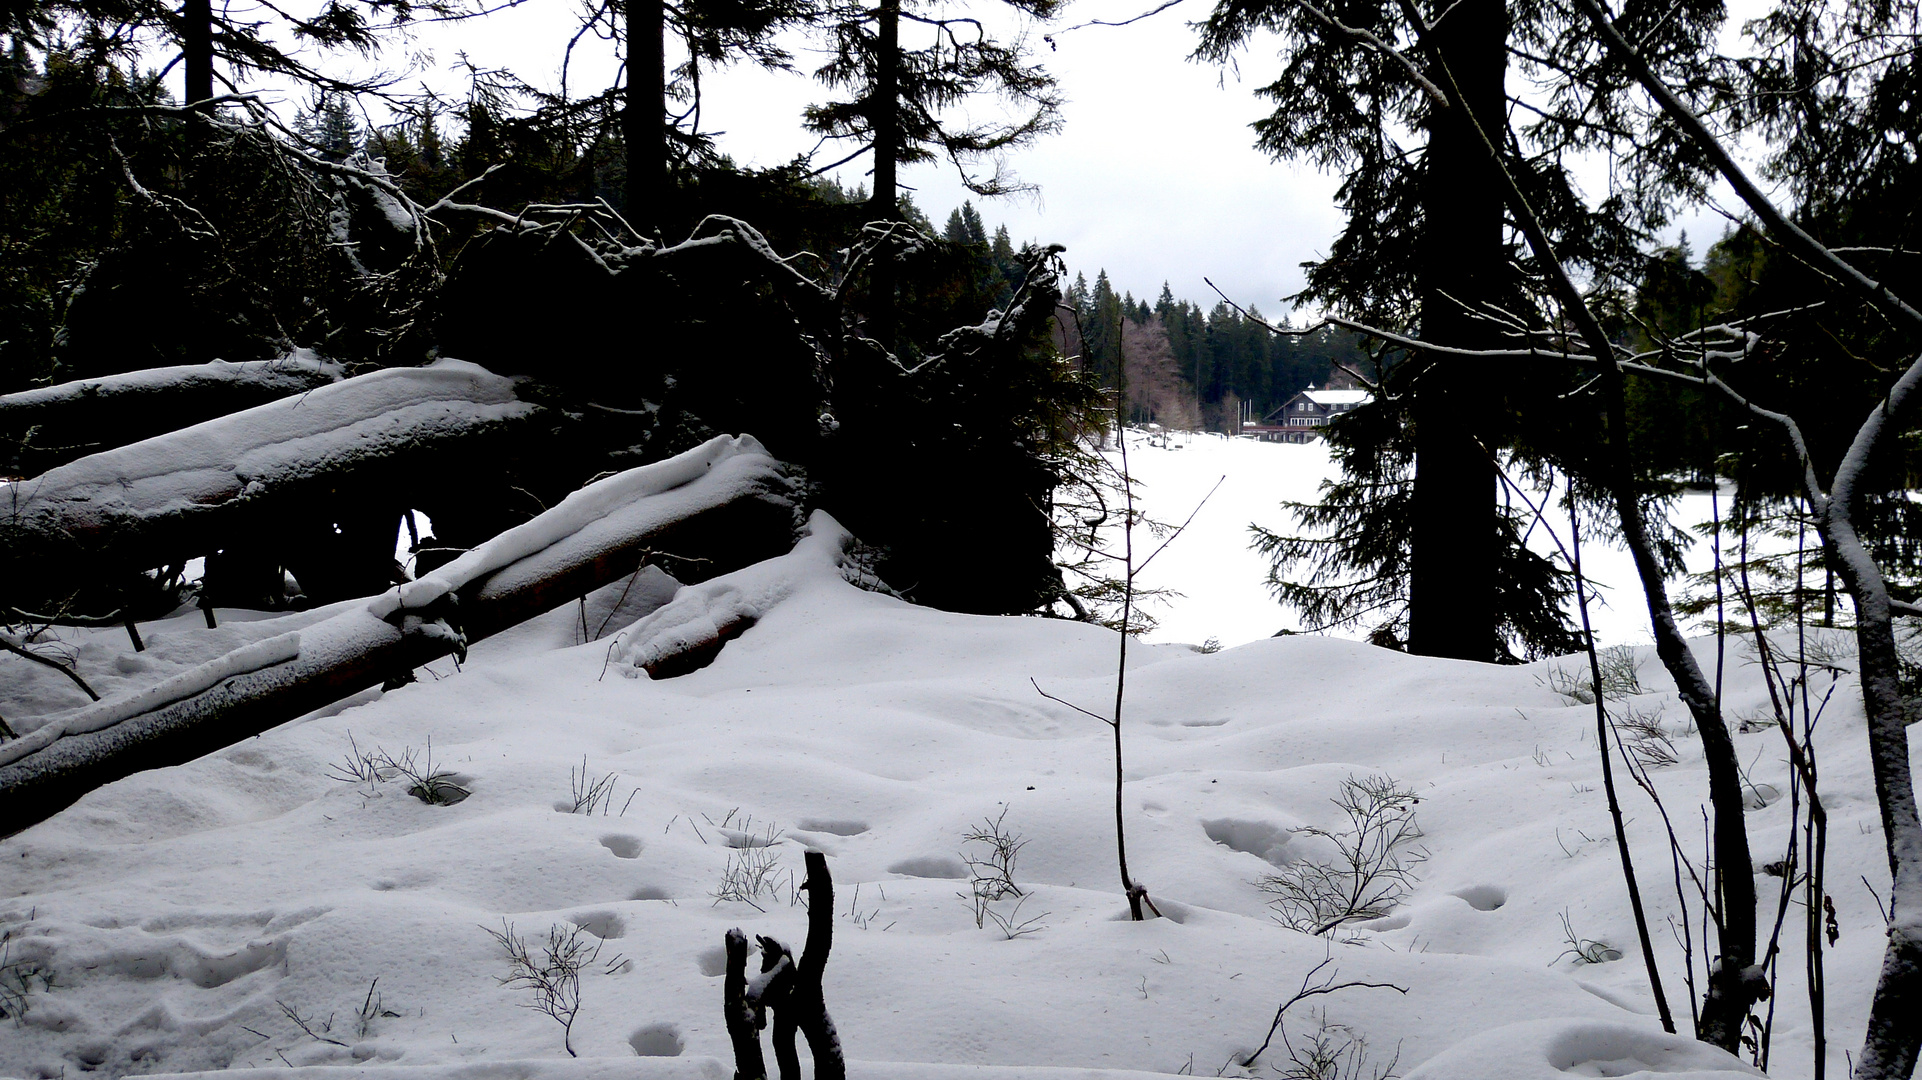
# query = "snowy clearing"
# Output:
<box><xmin>0</xmin><ymin>445</ymin><xmax>1897</xmax><ymax>1077</ymax></box>
<box><xmin>1110</xmin><ymin>430</ymin><xmax>1747</xmax><ymax>650</ymax></box>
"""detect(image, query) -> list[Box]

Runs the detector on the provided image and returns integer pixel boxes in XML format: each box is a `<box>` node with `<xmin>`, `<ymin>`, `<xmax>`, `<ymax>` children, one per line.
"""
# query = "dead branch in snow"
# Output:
<box><xmin>734</xmin><ymin>851</ymin><xmax>845</xmax><ymax>1080</ymax></box>
<box><xmin>723</xmin><ymin>928</ymin><xmax>769</xmax><ymax>1080</ymax></box>
<box><xmin>1236</xmin><ymin>955</ymin><xmax>1407</xmax><ymax>1070</ymax></box>
<box><xmin>0</xmin><ymin>630</ymin><xmax>99</xmax><ymax>702</ymax></box>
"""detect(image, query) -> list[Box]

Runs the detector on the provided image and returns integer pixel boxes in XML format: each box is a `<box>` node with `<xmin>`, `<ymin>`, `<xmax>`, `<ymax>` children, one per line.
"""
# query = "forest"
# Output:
<box><xmin>2</xmin><ymin>0</ymin><xmax>1922</xmax><ymax>1074</ymax></box>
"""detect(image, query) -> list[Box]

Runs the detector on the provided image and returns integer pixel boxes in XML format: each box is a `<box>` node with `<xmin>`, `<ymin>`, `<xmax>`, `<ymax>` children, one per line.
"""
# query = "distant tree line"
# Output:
<box><xmin>1056</xmin><ymin>267</ymin><xmax>1371</xmax><ymax>432</ymax></box>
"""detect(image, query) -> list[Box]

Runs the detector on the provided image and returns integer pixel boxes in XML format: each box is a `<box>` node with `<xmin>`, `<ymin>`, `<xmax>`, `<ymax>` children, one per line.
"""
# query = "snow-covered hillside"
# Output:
<box><xmin>0</xmin><ymin>488</ymin><xmax>1899</xmax><ymax>1079</ymax></box>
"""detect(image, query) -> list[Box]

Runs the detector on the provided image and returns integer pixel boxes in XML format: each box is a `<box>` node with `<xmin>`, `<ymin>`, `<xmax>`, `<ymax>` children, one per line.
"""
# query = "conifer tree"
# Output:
<box><xmin>620</xmin><ymin>0</ymin><xmax>811</xmax><ymax>219</ymax></box>
<box><xmin>1195</xmin><ymin>0</ymin><xmax>1722</xmax><ymax>660</ymax></box>
<box><xmin>297</xmin><ymin>91</ymin><xmax>362</xmax><ymax>162</ymax></box>
<box><xmin>805</xmin><ymin>0</ymin><xmax>1063</xmax><ymax>219</ymax></box>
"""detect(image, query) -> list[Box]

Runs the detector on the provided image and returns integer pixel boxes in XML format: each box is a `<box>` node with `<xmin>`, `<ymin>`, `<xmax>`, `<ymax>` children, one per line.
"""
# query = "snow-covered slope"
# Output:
<box><xmin>1</xmin><ymin>527</ymin><xmax>1897</xmax><ymax>1079</ymax></box>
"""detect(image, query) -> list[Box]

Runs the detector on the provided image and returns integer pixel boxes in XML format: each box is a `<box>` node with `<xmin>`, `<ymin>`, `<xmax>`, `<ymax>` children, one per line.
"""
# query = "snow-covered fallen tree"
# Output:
<box><xmin>0</xmin><ymin>358</ymin><xmax>543</xmax><ymax>607</ymax></box>
<box><xmin>610</xmin><ymin>509</ymin><xmax>854</xmax><ymax>678</ymax></box>
<box><xmin>0</xmin><ymin>351</ymin><xmax>343</xmax><ymax>475</ymax></box>
<box><xmin>0</xmin><ymin>435</ymin><xmax>797</xmax><ymax>836</ymax></box>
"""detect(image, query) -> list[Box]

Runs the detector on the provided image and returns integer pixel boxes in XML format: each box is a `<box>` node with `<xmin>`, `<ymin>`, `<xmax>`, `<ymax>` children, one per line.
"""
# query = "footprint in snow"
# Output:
<box><xmin>600</xmin><ymin>834</ymin><xmax>643</xmax><ymax>859</ymax></box>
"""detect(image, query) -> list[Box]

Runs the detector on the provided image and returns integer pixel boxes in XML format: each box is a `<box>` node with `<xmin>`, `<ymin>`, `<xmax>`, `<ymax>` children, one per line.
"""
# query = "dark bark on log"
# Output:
<box><xmin>0</xmin><ymin>357</ymin><xmax>341</xmax><ymax>476</ymax></box>
<box><xmin>723</xmin><ymin>928</ymin><xmax>768</xmax><ymax>1080</ymax></box>
<box><xmin>0</xmin><ymin>448</ymin><xmax>796</xmax><ymax>837</ymax></box>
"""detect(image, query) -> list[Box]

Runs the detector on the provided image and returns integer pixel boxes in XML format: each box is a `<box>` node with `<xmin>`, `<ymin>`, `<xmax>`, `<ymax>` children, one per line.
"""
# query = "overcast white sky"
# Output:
<box><xmin>384</xmin><ymin>0</ymin><xmax>1347</xmax><ymax>314</ymax></box>
<box><xmin>215</xmin><ymin>0</ymin><xmax>1738</xmax><ymax>316</ymax></box>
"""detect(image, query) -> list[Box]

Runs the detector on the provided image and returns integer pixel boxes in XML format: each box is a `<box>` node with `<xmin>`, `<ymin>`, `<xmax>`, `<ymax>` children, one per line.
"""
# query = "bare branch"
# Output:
<box><xmin>1051</xmin><ymin>0</ymin><xmax>1188</xmax><ymax>34</ymax></box>
<box><xmin>0</xmin><ymin>631</ymin><xmax>100</xmax><ymax>701</ymax></box>
<box><xmin>1030</xmin><ymin>677</ymin><xmax>1115</xmax><ymax>728</ymax></box>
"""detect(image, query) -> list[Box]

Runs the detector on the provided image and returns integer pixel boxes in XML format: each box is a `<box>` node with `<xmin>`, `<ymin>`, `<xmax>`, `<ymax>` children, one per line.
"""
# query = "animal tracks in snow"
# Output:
<box><xmin>886</xmin><ymin>855</ymin><xmax>968</xmax><ymax>879</ymax></box>
<box><xmin>1201</xmin><ymin>818</ymin><xmax>1295</xmax><ymax>866</ymax></box>
<box><xmin>1450</xmin><ymin>884</ymin><xmax>1508</xmax><ymax>911</ymax></box>
<box><xmin>628</xmin><ymin>1022</ymin><xmax>685</xmax><ymax>1056</ymax></box>
<box><xmin>567</xmin><ymin>911</ymin><xmax>625</xmax><ymax>940</ymax></box>
<box><xmin>599</xmin><ymin>834</ymin><xmax>644</xmax><ymax>859</ymax></box>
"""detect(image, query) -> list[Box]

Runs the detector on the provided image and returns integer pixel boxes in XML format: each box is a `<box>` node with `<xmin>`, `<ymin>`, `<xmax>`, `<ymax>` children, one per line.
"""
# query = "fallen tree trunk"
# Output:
<box><xmin>0</xmin><ymin>435</ymin><xmax>797</xmax><ymax>836</ymax></box>
<box><xmin>0</xmin><ymin>358</ymin><xmax>545</xmax><ymax>607</ymax></box>
<box><xmin>0</xmin><ymin>352</ymin><xmax>343</xmax><ymax>476</ymax></box>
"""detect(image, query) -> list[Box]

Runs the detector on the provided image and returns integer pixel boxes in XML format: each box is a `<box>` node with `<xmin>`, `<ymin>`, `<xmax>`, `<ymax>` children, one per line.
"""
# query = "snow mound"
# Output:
<box><xmin>0</xmin><ymin>496</ymin><xmax>1894</xmax><ymax>1079</ymax></box>
<box><xmin>145</xmin><ymin>1060</ymin><xmax>1191</xmax><ymax>1080</ymax></box>
<box><xmin>1403</xmin><ymin>1019</ymin><xmax>1764</xmax><ymax>1079</ymax></box>
<box><xmin>371</xmin><ymin>434</ymin><xmax>776</xmax><ymax>620</ymax></box>
<box><xmin>608</xmin><ymin>508</ymin><xmax>850</xmax><ymax>676</ymax></box>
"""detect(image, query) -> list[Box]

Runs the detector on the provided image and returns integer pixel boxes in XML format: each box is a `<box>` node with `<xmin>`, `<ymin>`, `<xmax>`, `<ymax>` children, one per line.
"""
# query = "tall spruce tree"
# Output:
<box><xmin>1196</xmin><ymin>0</ymin><xmax>1723</xmax><ymax>660</ymax></box>
<box><xmin>620</xmin><ymin>0</ymin><xmax>810</xmax><ymax>220</ymax></box>
<box><xmin>806</xmin><ymin>0</ymin><xmax>1060</xmax><ymax>343</ymax></box>
<box><xmin>807</xmin><ymin>0</ymin><xmax>1061</xmax><ymax>218</ymax></box>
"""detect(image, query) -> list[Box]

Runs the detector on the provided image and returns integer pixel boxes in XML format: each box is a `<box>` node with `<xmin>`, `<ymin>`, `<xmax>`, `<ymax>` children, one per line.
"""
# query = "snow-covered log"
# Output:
<box><xmin>0</xmin><ymin>435</ymin><xmax>797</xmax><ymax>836</ymax></box>
<box><xmin>610</xmin><ymin>511</ymin><xmax>852</xmax><ymax>678</ymax></box>
<box><xmin>0</xmin><ymin>359</ymin><xmax>542</xmax><ymax>599</ymax></box>
<box><xmin>0</xmin><ymin>351</ymin><xmax>343</xmax><ymax>474</ymax></box>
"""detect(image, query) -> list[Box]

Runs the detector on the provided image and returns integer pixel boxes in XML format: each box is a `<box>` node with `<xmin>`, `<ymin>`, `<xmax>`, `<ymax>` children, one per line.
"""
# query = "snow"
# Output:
<box><xmin>0</xmin><ymin>352</ymin><xmax>340</xmax><ymax>415</ymax></box>
<box><xmin>1298</xmin><ymin>390</ymin><xmax>1371</xmax><ymax>407</ymax></box>
<box><xmin>5</xmin><ymin>359</ymin><xmax>533</xmax><ymax>545</ymax></box>
<box><xmin>370</xmin><ymin>434</ymin><xmax>779</xmax><ymax>621</ymax></box>
<box><xmin>1402</xmin><ymin>1018</ymin><xmax>1766</xmax><ymax>1079</ymax></box>
<box><xmin>0</xmin><ymin>430</ymin><xmax>1900</xmax><ymax>1080</ymax></box>
<box><xmin>1107</xmin><ymin>430</ymin><xmax>1757</xmax><ymax>650</ymax></box>
<box><xmin>608</xmin><ymin>509</ymin><xmax>848</xmax><ymax>676</ymax></box>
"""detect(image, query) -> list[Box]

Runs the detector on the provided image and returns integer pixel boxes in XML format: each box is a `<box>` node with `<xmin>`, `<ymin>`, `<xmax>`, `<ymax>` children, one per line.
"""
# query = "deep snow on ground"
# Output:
<box><xmin>1111</xmin><ymin>431</ymin><xmax>1750</xmax><ymax>650</ymax></box>
<box><xmin>2</xmin><ymin>481</ymin><xmax>1907</xmax><ymax>1080</ymax></box>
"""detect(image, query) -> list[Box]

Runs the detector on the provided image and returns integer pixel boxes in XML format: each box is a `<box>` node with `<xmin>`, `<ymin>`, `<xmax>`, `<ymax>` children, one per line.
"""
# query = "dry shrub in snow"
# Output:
<box><xmin>327</xmin><ymin>734</ymin><xmax>468</xmax><ymax>805</ymax></box>
<box><xmin>1544</xmin><ymin>644</ymin><xmax>1645</xmax><ymax>704</ymax></box>
<box><xmin>959</xmin><ymin>809</ymin><xmax>1048</xmax><ymax>938</ymax></box>
<box><xmin>0</xmin><ymin>925</ymin><xmax>53</xmax><ymax>1023</ymax></box>
<box><xmin>484</xmin><ymin>921</ymin><xmax>606</xmax><ymax>1057</ymax></box>
<box><xmin>1257</xmin><ymin>775</ymin><xmax>1426</xmax><ymax>935</ymax></box>
<box><xmin>713</xmin><ymin>824</ymin><xmax>785</xmax><ymax>911</ymax></box>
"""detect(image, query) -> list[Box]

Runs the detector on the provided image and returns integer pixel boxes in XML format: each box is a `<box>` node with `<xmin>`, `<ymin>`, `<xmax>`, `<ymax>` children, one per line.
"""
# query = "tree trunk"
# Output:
<box><xmin>624</xmin><ymin>0</ymin><xmax>666</xmax><ymax>221</ymax></box>
<box><xmin>870</xmin><ymin>0</ymin><xmax>899</xmax><ymax>219</ymax></box>
<box><xmin>1821</xmin><ymin>482</ymin><xmax>1922</xmax><ymax>1079</ymax></box>
<box><xmin>794</xmin><ymin>851</ymin><xmax>848</xmax><ymax>1080</ymax></box>
<box><xmin>1405</xmin><ymin>0</ymin><xmax>1505</xmax><ymax>661</ymax></box>
<box><xmin>1600</xmin><ymin>368</ymin><xmax>1760</xmax><ymax>1051</ymax></box>
<box><xmin>182</xmin><ymin>0</ymin><xmax>214</xmax><ymax>108</ymax></box>
<box><xmin>866</xmin><ymin>0</ymin><xmax>901</xmax><ymax>348</ymax></box>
